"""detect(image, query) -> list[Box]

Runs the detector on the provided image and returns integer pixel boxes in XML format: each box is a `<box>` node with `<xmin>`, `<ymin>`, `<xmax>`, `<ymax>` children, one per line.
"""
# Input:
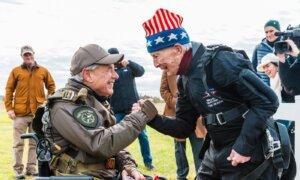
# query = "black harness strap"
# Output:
<box><xmin>198</xmin><ymin>45</ymin><xmax>243</xmax><ymax>105</ymax></box>
<box><xmin>241</xmin><ymin>159</ymin><xmax>272</xmax><ymax>180</ymax></box>
<box><xmin>203</xmin><ymin>104</ymin><xmax>248</xmax><ymax>126</ymax></box>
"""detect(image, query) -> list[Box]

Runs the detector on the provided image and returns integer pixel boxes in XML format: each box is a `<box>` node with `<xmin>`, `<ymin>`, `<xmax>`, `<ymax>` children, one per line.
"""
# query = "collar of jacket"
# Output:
<box><xmin>266</xmin><ymin>37</ymin><xmax>280</xmax><ymax>48</ymax></box>
<box><xmin>21</xmin><ymin>61</ymin><xmax>38</xmax><ymax>69</ymax></box>
<box><xmin>177</xmin><ymin>49</ymin><xmax>192</xmax><ymax>75</ymax></box>
<box><xmin>67</xmin><ymin>78</ymin><xmax>108</xmax><ymax>103</ymax></box>
<box><xmin>183</xmin><ymin>41</ymin><xmax>205</xmax><ymax>75</ymax></box>
<box><xmin>260</xmin><ymin>37</ymin><xmax>280</xmax><ymax>50</ymax></box>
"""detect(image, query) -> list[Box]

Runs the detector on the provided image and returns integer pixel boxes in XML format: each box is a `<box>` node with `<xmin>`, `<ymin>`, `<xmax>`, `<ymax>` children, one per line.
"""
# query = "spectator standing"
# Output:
<box><xmin>252</xmin><ymin>20</ymin><xmax>281</xmax><ymax>86</ymax></box>
<box><xmin>277</xmin><ymin>39</ymin><xmax>300</xmax><ymax>96</ymax></box>
<box><xmin>257</xmin><ymin>53</ymin><xmax>282</xmax><ymax>98</ymax></box>
<box><xmin>109</xmin><ymin>47</ymin><xmax>155</xmax><ymax>171</ymax></box>
<box><xmin>4</xmin><ymin>45</ymin><xmax>56</xmax><ymax>179</ymax></box>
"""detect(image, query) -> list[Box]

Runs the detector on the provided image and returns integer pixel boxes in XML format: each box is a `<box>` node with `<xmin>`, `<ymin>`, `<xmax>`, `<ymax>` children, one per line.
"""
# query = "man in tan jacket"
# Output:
<box><xmin>160</xmin><ymin>70</ymin><xmax>205</xmax><ymax>179</ymax></box>
<box><xmin>4</xmin><ymin>45</ymin><xmax>56</xmax><ymax>179</ymax></box>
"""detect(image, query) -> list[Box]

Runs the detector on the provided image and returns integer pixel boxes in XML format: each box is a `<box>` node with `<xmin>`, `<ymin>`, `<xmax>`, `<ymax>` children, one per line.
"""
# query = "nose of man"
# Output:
<box><xmin>113</xmin><ymin>69</ymin><xmax>119</xmax><ymax>80</ymax></box>
<box><xmin>153</xmin><ymin>58</ymin><xmax>160</xmax><ymax>68</ymax></box>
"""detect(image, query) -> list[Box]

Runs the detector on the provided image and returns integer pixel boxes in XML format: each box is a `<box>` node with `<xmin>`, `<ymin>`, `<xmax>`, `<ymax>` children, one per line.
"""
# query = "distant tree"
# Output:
<box><xmin>139</xmin><ymin>95</ymin><xmax>164</xmax><ymax>103</ymax></box>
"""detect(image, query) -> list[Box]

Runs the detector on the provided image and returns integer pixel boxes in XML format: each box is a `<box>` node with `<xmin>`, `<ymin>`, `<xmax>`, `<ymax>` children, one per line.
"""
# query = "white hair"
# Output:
<box><xmin>71</xmin><ymin>64</ymin><xmax>100</xmax><ymax>82</ymax></box>
<box><xmin>173</xmin><ymin>42</ymin><xmax>192</xmax><ymax>51</ymax></box>
<box><xmin>182</xmin><ymin>43</ymin><xmax>192</xmax><ymax>50</ymax></box>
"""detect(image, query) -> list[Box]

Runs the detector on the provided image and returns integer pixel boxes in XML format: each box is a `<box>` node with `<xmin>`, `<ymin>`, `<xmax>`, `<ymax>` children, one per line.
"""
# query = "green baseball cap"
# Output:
<box><xmin>264</xmin><ymin>20</ymin><xmax>281</xmax><ymax>31</ymax></box>
<box><xmin>70</xmin><ymin>44</ymin><xmax>124</xmax><ymax>75</ymax></box>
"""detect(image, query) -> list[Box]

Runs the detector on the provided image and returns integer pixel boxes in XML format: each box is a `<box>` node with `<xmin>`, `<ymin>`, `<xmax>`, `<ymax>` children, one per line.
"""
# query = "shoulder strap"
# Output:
<box><xmin>195</xmin><ymin>44</ymin><xmax>242</xmax><ymax>105</ymax></box>
<box><xmin>48</xmin><ymin>88</ymin><xmax>88</xmax><ymax>105</ymax></box>
<box><xmin>241</xmin><ymin>159</ymin><xmax>272</xmax><ymax>180</ymax></box>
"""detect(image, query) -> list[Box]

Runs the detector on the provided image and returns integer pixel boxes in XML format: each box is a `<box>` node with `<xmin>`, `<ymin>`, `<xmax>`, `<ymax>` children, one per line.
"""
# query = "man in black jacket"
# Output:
<box><xmin>140</xmin><ymin>8</ymin><xmax>279</xmax><ymax>179</ymax></box>
<box><xmin>108</xmin><ymin>47</ymin><xmax>155</xmax><ymax>171</ymax></box>
<box><xmin>276</xmin><ymin>39</ymin><xmax>300</xmax><ymax>96</ymax></box>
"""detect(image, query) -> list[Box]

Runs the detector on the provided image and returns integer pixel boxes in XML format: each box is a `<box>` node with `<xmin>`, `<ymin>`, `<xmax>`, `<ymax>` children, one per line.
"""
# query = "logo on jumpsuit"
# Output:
<box><xmin>73</xmin><ymin>106</ymin><xmax>98</xmax><ymax>129</ymax></box>
<box><xmin>203</xmin><ymin>88</ymin><xmax>223</xmax><ymax>107</ymax></box>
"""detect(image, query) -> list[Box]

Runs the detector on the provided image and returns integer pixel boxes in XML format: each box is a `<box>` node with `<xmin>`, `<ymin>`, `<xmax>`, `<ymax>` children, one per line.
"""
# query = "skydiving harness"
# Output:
<box><xmin>193</xmin><ymin>44</ymin><xmax>293</xmax><ymax>179</ymax></box>
<box><xmin>193</xmin><ymin>44</ymin><xmax>251</xmax><ymax>126</ymax></box>
<box><xmin>33</xmin><ymin>87</ymin><xmax>117</xmax><ymax>177</ymax></box>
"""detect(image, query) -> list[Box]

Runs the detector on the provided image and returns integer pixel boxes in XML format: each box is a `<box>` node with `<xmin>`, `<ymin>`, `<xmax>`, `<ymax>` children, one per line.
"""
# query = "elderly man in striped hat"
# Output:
<box><xmin>138</xmin><ymin>8</ymin><xmax>281</xmax><ymax>179</ymax></box>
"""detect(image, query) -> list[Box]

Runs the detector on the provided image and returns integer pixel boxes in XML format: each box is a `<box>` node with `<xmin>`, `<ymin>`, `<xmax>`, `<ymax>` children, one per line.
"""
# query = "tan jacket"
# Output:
<box><xmin>160</xmin><ymin>71</ymin><xmax>178</xmax><ymax>116</ymax></box>
<box><xmin>160</xmin><ymin>71</ymin><xmax>207</xmax><ymax>138</ymax></box>
<box><xmin>4</xmin><ymin>64</ymin><xmax>55</xmax><ymax>116</ymax></box>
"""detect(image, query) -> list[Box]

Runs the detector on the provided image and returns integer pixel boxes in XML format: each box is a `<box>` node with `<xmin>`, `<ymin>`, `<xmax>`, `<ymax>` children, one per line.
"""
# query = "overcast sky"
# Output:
<box><xmin>0</xmin><ymin>0</ymin><xmax>299</xmax><ymax>97</ymax></box>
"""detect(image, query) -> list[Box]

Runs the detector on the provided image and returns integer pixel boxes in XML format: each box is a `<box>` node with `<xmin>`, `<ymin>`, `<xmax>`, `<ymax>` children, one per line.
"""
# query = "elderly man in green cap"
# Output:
<box><xmin>41</xmin><ymin>44</ymin><xmax>158</xmax><ymax>179</ymax></box>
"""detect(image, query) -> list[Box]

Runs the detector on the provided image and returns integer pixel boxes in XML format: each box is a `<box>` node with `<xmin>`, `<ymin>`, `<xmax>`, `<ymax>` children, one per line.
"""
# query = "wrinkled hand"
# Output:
<box><xmin>131</xmin><ymin>102</ymin><xmax>142</xmax><ymax>113</ymax></box>
<box><xmin>131</xmin><ymin>169</ymin><xmax>145</xmax><ymax>180</ymax></box>
<box><xmin>121</xmin><ymin>169</ymin><xmax>145</xmax><ymax>180</ymax></box>
<box><xmin>227</xmin><ymin>149</ymin><xmax>250</xmax><ymax>166</ymax></box>
<box><xmin>7</xmin><ymin>110</ymin><xmax>16</xmax><ymax>120</ymax></box>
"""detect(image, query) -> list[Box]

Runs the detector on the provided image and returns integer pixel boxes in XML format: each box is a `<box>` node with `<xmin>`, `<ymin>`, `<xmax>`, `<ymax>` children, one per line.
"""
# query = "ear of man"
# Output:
<box><xmin>82</xmin><ymin>68</ymin><xmax>93</xmax><ymax>83</ymax></box>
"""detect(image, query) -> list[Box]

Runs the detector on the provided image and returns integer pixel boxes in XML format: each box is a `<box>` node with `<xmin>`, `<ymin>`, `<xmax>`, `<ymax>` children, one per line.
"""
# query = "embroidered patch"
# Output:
<box><xmin>73</xmin><ymin>106</ymin><xmax>98</xmax><ymax>129</ymax></box>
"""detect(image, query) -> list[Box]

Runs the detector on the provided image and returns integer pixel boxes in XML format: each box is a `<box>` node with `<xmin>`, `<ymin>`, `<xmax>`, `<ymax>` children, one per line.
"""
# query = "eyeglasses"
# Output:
<box><xmin>265</xmin><ymin>29</ymin><xmax>274</xmax><ymax>34</ymax></box>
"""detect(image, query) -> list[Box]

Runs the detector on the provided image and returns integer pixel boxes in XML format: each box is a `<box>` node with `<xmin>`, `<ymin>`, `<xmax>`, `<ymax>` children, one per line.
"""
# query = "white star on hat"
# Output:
<box><xmin>168</xmin><ymin>33</ymin><xmax>178</xmax><ymax>41</ymax></box>
<box><xmin>155</xmin><ymin>36</ymin><xmax>164</xmax><ymax>44</ymax></box>
<box><xmin>146</xmin><ymin>40</ymin><xmax>152</xmax><ymax>47</ymax></box>
<box><xmin>181</xmin><ymin>32</ymin><xmax>188</xmax><ymax>39</ymax></box>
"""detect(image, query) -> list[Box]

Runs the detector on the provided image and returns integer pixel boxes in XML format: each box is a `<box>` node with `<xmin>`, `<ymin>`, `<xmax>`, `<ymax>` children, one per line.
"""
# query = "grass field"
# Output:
<box><xmin>0</xmin><ymin>103</ymin><xmax>197</xmax><ymax>179</ymax></box>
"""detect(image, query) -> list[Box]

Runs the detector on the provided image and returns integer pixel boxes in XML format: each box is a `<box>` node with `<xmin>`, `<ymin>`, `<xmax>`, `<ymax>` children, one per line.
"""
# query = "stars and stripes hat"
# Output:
<box><xmin>142</xmin><ymin>8</ymin><xmax>190</xmax><ymax>53</ymax></box>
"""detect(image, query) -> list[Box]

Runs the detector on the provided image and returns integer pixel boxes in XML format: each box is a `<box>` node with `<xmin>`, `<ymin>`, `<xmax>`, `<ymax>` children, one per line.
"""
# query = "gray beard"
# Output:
<box><xmin>22</xmin><ymin>61</ymin><xmax>36</xmax><ymax>70</ymax></box>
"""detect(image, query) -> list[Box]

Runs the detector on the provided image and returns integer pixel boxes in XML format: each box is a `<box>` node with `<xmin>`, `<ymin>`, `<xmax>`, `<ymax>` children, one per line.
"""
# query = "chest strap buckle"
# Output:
<box><xmin>216</xmin><ymin>112</ymin><xmax>226</xmax><ymax>125</ymax></box>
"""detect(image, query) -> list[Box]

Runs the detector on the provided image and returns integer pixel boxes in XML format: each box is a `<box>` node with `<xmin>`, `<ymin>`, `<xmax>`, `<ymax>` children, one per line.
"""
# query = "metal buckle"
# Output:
<box><xmin>216</xmin><ymin>112</ymin><xmax>226</xmax><ymax>125</ymax></box>
<box><xmin>271</xmin><ymin>140</ymin><xmax>281</xmax><ymax>152</ymax></box>
<box><xmin>242</xmin><ymin>110</ymin><xmax>249</xmax><ymax>119</ymax></box>
<box><xmin>265</xmin><ymin>141</ymin><xmax>281</xmax><ymax>159</ymax></box>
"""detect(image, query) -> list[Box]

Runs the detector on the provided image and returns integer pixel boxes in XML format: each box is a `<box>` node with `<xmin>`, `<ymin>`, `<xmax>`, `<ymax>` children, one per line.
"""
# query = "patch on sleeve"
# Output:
<box><xmin>73</xmin><ymin>106</ymin><xmax>98</xmax><ymax>129</ymax></box>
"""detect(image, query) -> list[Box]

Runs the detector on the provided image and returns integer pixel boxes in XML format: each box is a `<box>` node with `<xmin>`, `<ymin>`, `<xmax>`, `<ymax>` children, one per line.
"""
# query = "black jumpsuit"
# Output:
<box><xmin>149</xmin><ymin>42</ymin><xmax>279</xmax><ymax>179</ymax></box>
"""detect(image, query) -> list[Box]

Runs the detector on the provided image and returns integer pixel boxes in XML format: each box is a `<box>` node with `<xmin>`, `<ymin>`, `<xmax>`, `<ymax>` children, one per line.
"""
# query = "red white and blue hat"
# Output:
<box><xmin>142</xmin><ymin>8</ymin><xmax>190</xmax><ymax>53</ymax></box>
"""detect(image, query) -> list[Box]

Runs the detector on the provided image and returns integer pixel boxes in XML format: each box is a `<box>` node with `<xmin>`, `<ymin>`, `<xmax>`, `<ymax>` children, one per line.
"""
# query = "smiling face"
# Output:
<box><xmin>263</xmin><ymin>63</ymin><xmax>278</xmax><ymax>78</ymax></box>
<box><xmin>83</xmin><ymin>64</ymin><xmax>119</xmax><ymax>97</ymax></box>
<box><xmin>264</xmin><ymin>26</ymin><xmax>279</xmax><ymax>42</ymax></box>
<box><xmin>150</xmin><ymin>45</ymin><xmax>185</xmax><ymax>76</ymax></box>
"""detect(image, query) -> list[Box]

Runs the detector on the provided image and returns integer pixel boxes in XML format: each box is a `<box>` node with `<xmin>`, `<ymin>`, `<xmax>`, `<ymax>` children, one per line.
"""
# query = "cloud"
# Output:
<box><xmin>0</xmin><ymin>0</ymin><xmax>21</xmax><ymax>5</ymax></box>
<box><xmin>1</xmin><ymin>0</ymin><xmax>300</xmax><ymax>96</ymax></box>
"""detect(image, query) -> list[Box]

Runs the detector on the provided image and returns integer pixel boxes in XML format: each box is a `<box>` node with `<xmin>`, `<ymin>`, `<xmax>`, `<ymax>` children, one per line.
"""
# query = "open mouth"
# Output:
<box><xmin>108</xmin><ymin>81</ymin><xmax>115</xmax><ymax>85</ymax></box>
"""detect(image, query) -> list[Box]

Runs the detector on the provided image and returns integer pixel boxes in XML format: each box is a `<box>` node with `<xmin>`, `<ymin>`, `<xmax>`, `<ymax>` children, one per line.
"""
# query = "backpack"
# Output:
<box><xmin>195</xmin><ymin>44</ymin><xmax>295</xmax><ymax>179</ymax></box>
<box><xmin>196</xmin><ymin>44</ymin><xmax>253</xmax><ymax>104</ymax></box>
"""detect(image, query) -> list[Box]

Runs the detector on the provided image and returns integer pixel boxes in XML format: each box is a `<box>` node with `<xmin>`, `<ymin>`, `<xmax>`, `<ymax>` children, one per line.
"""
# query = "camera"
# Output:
<box><xmin>274</xmin><ymin>25</ymin><xmax>300</xmax><ymax>54</ymax></box>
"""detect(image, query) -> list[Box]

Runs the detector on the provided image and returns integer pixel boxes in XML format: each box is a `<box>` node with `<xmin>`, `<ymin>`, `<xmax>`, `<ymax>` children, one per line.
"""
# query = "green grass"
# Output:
<box><xmin>0</xmin><ymin>103</ymin><xmax>196</xmax><ymax>179</ymax></box>
<box><xmin>0</xmin><ymin>109</ymin><xmax>14</xmax><ymax>179</ymax></box>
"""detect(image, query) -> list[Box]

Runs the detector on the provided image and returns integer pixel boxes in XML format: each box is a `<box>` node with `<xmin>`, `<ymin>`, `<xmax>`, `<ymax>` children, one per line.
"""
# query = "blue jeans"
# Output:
<box><xmin>175</xmin><ymin>133</ymin><xmax>203</xmax><ymax>180</ymax></box>
<box><xmin>115</xmin><ymin>113</ymin><xmax>153</xmax><ymax>164</ymax></box>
